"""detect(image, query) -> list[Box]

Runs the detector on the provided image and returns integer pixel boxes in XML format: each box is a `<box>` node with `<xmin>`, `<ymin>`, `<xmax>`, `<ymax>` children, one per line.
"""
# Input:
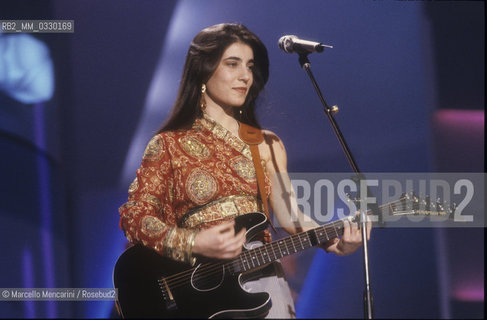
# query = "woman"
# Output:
<box><xmin>119</xmin><ymin>23</ymin><xmax>369</xmax><ymax>318</ymax></box>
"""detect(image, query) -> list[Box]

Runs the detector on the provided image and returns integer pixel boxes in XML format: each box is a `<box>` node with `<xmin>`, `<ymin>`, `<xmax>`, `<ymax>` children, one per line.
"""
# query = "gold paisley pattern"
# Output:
<box><xmin>185</xmin><ymin>168</ymin><xmax>218</xmax><ymax>205</ymax></box>
<box><xmin>229</xmin><ymin>156</ymin><xmax>256</xmax><ymax>181</ymax></box>
<box><xmin>140</xmin><ymin>194</ymin><xmax>163</xmax><ymax>212</ymax></box>
<box><xmin>142</xmin><ymin>135</ymin><xmax>165</xmax><ymax>162</ymax></box>
<box><xmin>140</xmin><ymin>216</ymin><xmax>165</xmax><ymax>237</ymax></box>
<box><xmin>128</xmin><ymin>177</ymin><xmax>139</xmax><ymax>194</ymax></box>
<box><xmin>164</xmin><ymin>228</ymin><xmax>197</xmax><ymax>265</ymax></box>
<box><xmin>119</xmin><ymin>113</ymin><xmax>273</xmax><ymax>265</ymax></box>
<box><xmin>180</xmin><ymin>195</ymin><xmax>259</xmax><ymax>228</ymax></box>
<box><xmin>178</xmin><ymin>136</ymin><xmax>211</xmax><ymax>159</ymax></box>
<box><xmin>197</xmin><ymin>114</ymin><xmax>252</xmax><ymax>160</ymax></box>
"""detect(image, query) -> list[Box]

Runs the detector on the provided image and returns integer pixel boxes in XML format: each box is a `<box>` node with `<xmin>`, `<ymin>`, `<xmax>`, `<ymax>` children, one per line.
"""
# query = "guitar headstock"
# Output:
<box><xmin>390</xmin><ymin>192</ymin><xmax>454</xmax><ymax>218</ymax></box>
<box><xmin>345</xmin><ymin>191</ymin><xmax>456</xmax><ymax>224</ymax></box>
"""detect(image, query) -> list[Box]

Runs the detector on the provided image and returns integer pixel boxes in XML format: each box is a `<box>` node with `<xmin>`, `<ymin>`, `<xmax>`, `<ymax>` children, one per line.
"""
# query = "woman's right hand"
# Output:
<box><xmin>192</xmin><ymin>220</ymin><xmax>246</xmax><ymax>259</ymax></box>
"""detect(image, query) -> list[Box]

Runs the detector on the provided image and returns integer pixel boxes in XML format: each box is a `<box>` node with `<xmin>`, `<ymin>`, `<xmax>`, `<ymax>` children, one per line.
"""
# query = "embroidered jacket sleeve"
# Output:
<box><xmin>119</xmin><ymin>134</ymin><xmax>197</xmax><ymax>265</ymax></box>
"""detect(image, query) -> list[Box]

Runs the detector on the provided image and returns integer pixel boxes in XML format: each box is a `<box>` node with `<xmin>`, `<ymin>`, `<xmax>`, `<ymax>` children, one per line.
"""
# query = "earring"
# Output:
<box><xmin>200</xmin><ymin>84</ymin><xmax>207</xmax><ymax>111</ymax></box>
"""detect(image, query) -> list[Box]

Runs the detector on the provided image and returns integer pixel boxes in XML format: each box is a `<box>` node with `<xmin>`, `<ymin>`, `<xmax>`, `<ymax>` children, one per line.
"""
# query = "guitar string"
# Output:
<box><xmin>161</xmin><ymin>197</ymin><xmax>407</xmax><ymax>289</ymax></box>
<box><xmin>163</xmin><ymin>224</ymin><xmax>344</xmax><ymax>290</ymax></box>
<box><xmin>161</xmin><ymin>196</ymin><xmax>436</xmax><ymax>289</ymax></box>
<box><xmin>162</xmin><ymin>220</ymin><xmax>345</xmax><ymax>289</ymax></box>
<box><xmin>161</xmin><ymin>200</ymin><xmax>426</xmax><ymax>290</ymax></box>
<box><xmin>162</xmin><ymin>222</ymin><xmax>342</xmax><ymax>289</ymax></box>
<box><xmin>161</xmin><ymin>198</ymin><xmax>404</xmax><ymax>289</ymax></box>
<box><xmin>176</xmin><ymin>230</ymin><xmax>330</xmax><ymax>290</ymax></box>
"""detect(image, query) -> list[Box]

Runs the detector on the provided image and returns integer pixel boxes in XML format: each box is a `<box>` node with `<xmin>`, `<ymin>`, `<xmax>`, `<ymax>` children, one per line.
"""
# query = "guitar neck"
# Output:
<box><xmin>230</xmin><ymin>193</ymin><xmax>446</xmax><ymax>274</ymax></box>
<box><xmin>231</xmin><ymin>219</ymin><xmax>345</xmax><ymax>273</ymax></box>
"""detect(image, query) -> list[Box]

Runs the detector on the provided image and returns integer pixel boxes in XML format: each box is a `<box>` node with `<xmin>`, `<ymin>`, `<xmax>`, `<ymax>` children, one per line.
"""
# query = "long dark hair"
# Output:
<box><xmin>158</xmin><ymin>23</ymin><xmax>269</xmax><ymax>133</ymax></box>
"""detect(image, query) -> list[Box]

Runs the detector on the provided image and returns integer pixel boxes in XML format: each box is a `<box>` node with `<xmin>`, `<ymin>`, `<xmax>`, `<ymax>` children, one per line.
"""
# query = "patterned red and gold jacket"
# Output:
<box><xmin>119</xmin><ymin>114</ymin><xmax>271</xmax><ymax>265</ymax></box>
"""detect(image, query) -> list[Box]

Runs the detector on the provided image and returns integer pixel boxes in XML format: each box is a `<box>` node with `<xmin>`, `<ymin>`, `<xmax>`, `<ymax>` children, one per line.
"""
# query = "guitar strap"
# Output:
<box><xmin>238</xmin><ymin>122</ymin><xmax>277</xmax><ymax>233</ymax></box>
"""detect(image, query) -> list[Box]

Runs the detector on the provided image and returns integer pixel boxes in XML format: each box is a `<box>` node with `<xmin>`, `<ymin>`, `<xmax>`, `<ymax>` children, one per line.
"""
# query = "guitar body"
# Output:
<box><xmin>113</xmin><ymin>212</ymin><xmax>272</xmax><ymax>318</ymax></box>
<box><xmin>114</xmin><ymin>193</ymin><xmax>442</xmax><ymax>318</ymax></box>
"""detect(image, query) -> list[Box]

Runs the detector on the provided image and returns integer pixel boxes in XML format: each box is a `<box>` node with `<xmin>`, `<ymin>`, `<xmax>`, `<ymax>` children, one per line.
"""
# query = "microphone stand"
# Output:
<box><xmin>296</xmin><ymin>52</ymin><xmax>383</xmax><ymax>319</ymax></box>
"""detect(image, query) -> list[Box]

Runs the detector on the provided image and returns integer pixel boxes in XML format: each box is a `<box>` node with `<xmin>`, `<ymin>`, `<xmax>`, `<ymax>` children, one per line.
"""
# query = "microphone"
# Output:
<box><xmin>278</xmin><ymin>35</ymin><xmax>332</xmax><ymax>54</ymax></box>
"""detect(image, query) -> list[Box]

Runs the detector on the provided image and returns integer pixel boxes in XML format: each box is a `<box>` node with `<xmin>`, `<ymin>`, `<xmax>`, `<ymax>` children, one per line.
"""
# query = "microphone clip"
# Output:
<box><xmin>298</xmin><ymin>52</ymin><xmax>311</xmax><ymax>69</ymax></box>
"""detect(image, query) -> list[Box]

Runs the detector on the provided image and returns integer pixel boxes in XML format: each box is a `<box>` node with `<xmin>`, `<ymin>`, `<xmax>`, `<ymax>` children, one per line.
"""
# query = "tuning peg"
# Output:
<box><xmin>437</xmin><ymin>202</ymin><xmax>444</xmax><ymax>213</ymax></box>
<box><xmin>441</xmin><ymin>201</ymin><xmax>452</xmax><ymax>217</ymax></box>
<box><xmin>433</xmin><ymin>197</ymin><xmax>443</xmax><ymax>215</ymax></box>
<box><xmin>443</xmin><ymin>201</ymin><xmax>450</xmax><ymax>212</ymax></box>
<box><xmin>436</xmin><ymin>198</ymin><xmax>445</xmax><ymax>215</ymax></box>
<box><xmin>416</xmin><ymin>194</ymin><xmax>425</xmax><ymax>214</ymax></box>
<box><xmin>410</xmin><ymin>191</ymin><xmax>419</xmax><ymax>203</ymax></box>
<box><xmin>405</xmin><ymin>193</ymin><xmax>415</xmax><ymax>212</ymax></box>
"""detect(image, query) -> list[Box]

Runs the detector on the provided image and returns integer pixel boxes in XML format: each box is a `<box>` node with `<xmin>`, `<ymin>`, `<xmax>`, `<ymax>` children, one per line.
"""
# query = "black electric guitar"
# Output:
<box><xmin>113</xmin><ymin>193</ymin><xmax>448</xmax><ymax>318</ymax></box>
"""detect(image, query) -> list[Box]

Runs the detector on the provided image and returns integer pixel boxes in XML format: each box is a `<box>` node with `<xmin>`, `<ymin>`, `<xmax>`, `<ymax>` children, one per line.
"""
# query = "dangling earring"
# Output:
<box><xmin>200</xmin><ymin>84</ymin><xmax>207</xmax><ymax>111</ymax></box>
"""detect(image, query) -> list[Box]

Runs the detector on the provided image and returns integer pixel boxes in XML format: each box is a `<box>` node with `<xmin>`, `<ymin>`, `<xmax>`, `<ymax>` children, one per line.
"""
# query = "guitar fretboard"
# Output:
<box><xmin>230</xmin><ymin>219</ymin><xmax>345</xmax><ymax>273</ymax></box>
<box><xmin>227</xmin><ymin>193</ymin><xmax>445</xmax><ymax>274</ymax></box>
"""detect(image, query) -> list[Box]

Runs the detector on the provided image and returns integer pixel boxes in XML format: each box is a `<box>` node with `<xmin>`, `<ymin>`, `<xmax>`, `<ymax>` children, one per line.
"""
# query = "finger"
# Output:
<box><xmin>211</xmin><ymin>223</ymin><xmax>238</xmax><ymax>247</ymax></box>
<box><xmin>366</xmin><ymin>219</ymin><xmax>372</xmax><ymax>240</ymax></box>
<box><xmin>218</xmin><ymin>227</ymin><xmax>240</xmax><ymax>243</ymax></box>
<box><xmin>231</xmin><ymin>228</ymin><xmax>247</xmax><ymax>248</ymax></box>
<box><xmin>350</xmin><ymin>218</ymin><xmax>358</xmax><ymax>233</ymax></box>
<box><xmin>219</xmin><ymin>219</ymin><xmax>235</xmax><ymax>229</ymax></box>
<box><xmin>213</xmin><ymin>219</ymin><xmax>235</xmax><ymax>234</ymax></box>
<box><xmin>219</xmin><ymin>226</ymin><xmax>245</xmax><ymax>250</ymax></box>
<box><xmin>223</xmin><ymin>227</ymin><xmax>245</xmax><ymax>248</ymax></box>
<box><xmin>353</xmin><ymin>219</ymin><xmax>363</xmax><ymax>241</ymax></box>
<box><xmin>222</xmin><ymin>246</ymin><xmax>243</xmax><ymax>259</ymax></box>
<box><xmin>342</xmin><ymin>218</ymin><xmax>351</xmax><ymax>239</ymax></box>
<box><xmin>236</xmin><ymin>227</ymin><xmax>246</xmax><ymax>241</ymax></box>
<box><xmin>323</xmin><ymin>238</ymin><xmax>338</xmax><ymax>253</ymax></box>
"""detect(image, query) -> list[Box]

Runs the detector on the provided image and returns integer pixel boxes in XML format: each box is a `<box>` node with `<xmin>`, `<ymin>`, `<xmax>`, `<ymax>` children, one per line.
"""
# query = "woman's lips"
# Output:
<box><xmin>233</xmin><ymin>87</ymin><xmax>247</xmax><ymax>94</ymax></box>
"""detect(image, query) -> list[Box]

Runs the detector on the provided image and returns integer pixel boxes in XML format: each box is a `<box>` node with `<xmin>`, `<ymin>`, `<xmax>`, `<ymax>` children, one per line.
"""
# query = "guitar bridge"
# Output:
<box><xmin>157</xmin><ymin>277</ymin><xmax>177</xmax><ymax>311</ymax></box>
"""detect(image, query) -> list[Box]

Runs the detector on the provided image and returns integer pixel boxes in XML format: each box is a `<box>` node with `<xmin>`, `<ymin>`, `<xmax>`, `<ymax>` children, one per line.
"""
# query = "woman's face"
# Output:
<box><xmin>205</xmin><ymin>42</ymin><xmax>254</xmax><ymax>109</ymax></box>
